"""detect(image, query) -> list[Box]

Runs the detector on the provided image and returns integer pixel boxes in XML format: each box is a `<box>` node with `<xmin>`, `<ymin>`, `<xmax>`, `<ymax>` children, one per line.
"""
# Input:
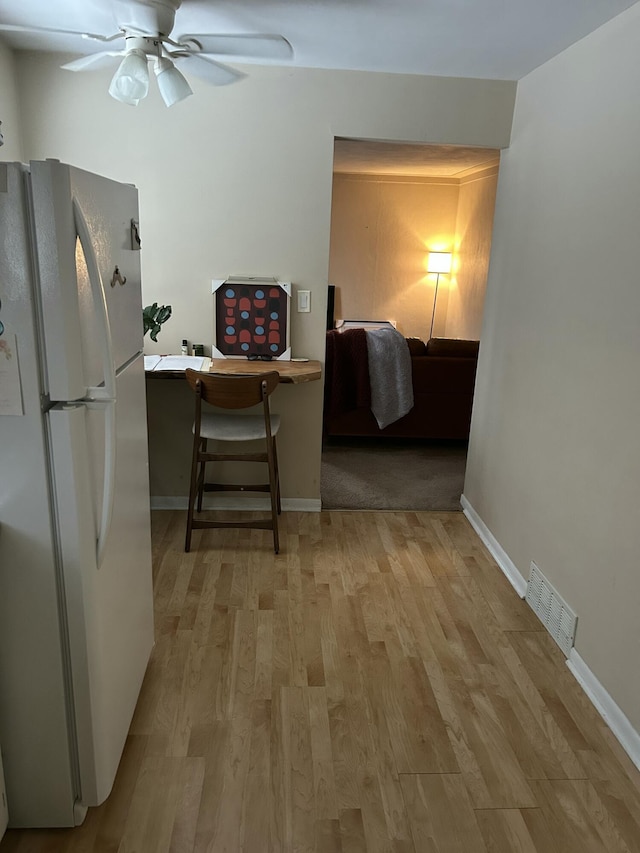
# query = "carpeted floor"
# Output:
<box><xmin>321</xmin><ymin>437</ymin><xmax>468</xmax><ymax>511</ymax></box>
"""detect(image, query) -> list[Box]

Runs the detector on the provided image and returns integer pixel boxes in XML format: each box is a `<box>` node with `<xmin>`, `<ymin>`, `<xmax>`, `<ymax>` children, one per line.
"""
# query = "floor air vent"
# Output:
<box><xmin>525</xmin><ymin>562</ymin><xmax>577</xmax><ymax>657</ymax></box>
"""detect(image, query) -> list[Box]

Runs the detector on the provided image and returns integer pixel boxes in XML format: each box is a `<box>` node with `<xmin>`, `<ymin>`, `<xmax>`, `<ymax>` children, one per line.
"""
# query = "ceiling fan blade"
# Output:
<box><xmin>175</xmin><ymin>33</ymin><xmax>293</xmax><ymax>61</ymax></box>
<box><xmin>61</xmin><ymin>52</ymin><xmax>124</xmax><ymax>72</ymax></box>
<box><xmin>172</xmin><ymin>53</ymin><xmax>246</xmax><ymax>87</ymax></box>
<box><xmin>0</xmin><ymin>22</ymin><xmax>118</xmax><ymax>43</ymax></box>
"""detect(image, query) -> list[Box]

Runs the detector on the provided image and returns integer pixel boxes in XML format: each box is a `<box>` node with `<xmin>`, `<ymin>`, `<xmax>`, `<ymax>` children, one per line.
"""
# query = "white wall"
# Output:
<box><xmin>329</xmin><ymin>167</ymin><xmax>498</xmax><ymax>343</ymax></box>
<box><xmin>464</xmin><ymin>4</ymin><xmax>640</xmax><ymax>735</ymax></box>
<box><xmin>0</xmin><ymin>42</ymin><xmax>23</xmax><ymax>161</ymax></box>
<box><xmin>13</xmin><ymin>53</ymin><xmax>515</xmax><ymax>501</ymax></box>
<box><xmin>328</xmin><ymin>174</ymin><xmax>460</xmax><ymax>339</ymax></box>
<box><xmin>445</xmin><ymin>166</ymin><xmax>498</xmax><ymax>340</ymax></box>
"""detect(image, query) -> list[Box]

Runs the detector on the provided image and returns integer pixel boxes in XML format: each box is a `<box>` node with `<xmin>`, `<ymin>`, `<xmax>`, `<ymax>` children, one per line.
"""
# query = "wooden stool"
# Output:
<box><xmin>184</xmin><ymin>369</ymin><xmax>281</xmax><ymax>553</ymax></box>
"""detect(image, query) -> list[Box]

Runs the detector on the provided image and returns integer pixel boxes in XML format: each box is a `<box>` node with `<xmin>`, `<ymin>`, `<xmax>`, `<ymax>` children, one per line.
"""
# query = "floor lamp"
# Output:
<box><xmin>428</xmin><ymin>251</ymin><xmax>452</xmax><ymax>339</ymax></box>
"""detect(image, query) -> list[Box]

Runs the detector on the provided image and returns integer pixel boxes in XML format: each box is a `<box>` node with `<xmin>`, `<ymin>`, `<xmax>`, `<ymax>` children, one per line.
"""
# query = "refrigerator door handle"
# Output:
<box><xmin>72</xmin><ymin>198</ymin><xmax>117</xmax><ymax>566</ymax></box>
<box><xmin>72</xmin><ymin>198</ymin><xmax>116</xmax><ymax>402</ymax></box>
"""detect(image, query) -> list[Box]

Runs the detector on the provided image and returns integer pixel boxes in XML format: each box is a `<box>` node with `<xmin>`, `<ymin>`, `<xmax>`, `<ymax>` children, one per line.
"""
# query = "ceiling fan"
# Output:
<box><xmin>0</xmin><ymin>0</ymin><xmax>294</xmax><ymax>107</ymax></box>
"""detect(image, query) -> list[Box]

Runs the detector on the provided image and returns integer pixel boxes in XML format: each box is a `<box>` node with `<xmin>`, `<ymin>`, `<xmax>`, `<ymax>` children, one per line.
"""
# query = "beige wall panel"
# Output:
<box><xmin>446</xmin><ymin>168</ymin><xmax>498</xmax><ymax>340</ymax></box>
<box><xmin>329</xmin><ymin>175</ymin><xmax>459</xmax><ymax>339</ymax></box>
<box><xmin>14</xmin><ymin>54</ymin><xmax>515</xmax><ymax>502</ymax></box>
<box><xmin>464</xmin><ymin>5</ymin><xmax>640</xmax><ymax>732</ymax></box>
<box><xmin>0</xmin><ymin>42</ymin><xmax>23</xmax><ymax>161</ymax></box>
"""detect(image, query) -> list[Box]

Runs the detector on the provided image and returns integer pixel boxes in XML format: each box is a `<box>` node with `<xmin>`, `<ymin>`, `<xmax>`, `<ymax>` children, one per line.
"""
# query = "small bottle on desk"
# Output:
<box><xmin>181</xmin><ymin>339</ymin><xmax>188</xmax><ymax>355</ymax></box>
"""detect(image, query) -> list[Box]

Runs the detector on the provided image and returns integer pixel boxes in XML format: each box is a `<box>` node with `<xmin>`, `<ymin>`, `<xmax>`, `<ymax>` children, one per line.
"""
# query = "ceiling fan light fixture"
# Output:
<box><xmin>4</xmin><ymin>9</ymin><xmax>294</xmax><ymax>108</ymax></box>
<box><xmin>154</xmin><ymin>56</ymin><xmax>193</xmax><ymax>106</ymax></box>
<box><xmin>108</xmin><ymin>48</ymin><xmax>149</xmax><ymax>104</ymax></box>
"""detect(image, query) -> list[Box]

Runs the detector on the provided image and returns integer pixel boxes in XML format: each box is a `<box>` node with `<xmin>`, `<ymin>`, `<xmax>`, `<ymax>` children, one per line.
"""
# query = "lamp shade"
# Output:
<box><xmin>427</xmin><ymin>252</ymin><xmax>452</xmax><ymax>274</ymax></box>
<box><xmin>155</xmin><ymin>57</ymin><xmax>193</xmax><ymax>107</ymax></box>
<box><xmin>109</xmin><ymin>49</ymin><xmax>149</xmax><ymax>104</ymax></box>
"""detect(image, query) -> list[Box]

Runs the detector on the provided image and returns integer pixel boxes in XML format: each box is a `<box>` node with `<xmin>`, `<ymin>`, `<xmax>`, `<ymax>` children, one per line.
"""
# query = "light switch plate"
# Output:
<box><xmin>297</xmin><ymin>290</ymin><xmax>311</xmax><ymax>312</ymax></box>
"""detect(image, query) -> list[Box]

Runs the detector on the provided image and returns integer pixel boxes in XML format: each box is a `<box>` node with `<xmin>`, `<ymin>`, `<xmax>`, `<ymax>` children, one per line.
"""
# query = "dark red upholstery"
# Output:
<box><xmin>323</xmin><ymin>336</ymin><xmax>479</xmax><ymax>440</ymax></box>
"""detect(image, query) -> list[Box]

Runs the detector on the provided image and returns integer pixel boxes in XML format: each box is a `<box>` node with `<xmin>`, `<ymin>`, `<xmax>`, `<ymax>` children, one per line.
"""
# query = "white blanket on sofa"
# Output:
<box><xmin>365</xmin><ymin>327</ymin><xmax>414</xmax><ymax>429</ymax></box>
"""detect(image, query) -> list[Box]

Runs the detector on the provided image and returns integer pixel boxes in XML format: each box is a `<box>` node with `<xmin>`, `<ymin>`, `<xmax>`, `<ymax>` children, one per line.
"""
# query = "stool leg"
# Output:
<box><xmin>196</xmin><ymin>437</ymin><xmax>207</xmax><ymax>512</ymax></box>
<box><xmin>185</xmin><ymin>433</ymin><xmax>200</xmax><ymax>552</ymax></box>
<box><xmin>266</xmin><ymin>435</ymin><xmax>279</xmax><ymax>554</ymax></box>
<box><xmin>273</xmin><ymin>437</ymin><xmax>281</xmax><ymax>515</ymax></box>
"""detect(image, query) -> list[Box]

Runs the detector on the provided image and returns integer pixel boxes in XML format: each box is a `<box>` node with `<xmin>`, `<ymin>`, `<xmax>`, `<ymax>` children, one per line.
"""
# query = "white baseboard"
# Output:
<box><xmin>460</xmin><ymin>494</ymin><xmax>528</xmax><ymax>597</ymax></box>
<box><xmin>567</xmin><ymin>649</ymin><xmax>640</xmax><ymax>772</ymax></box>
<box><xmin>151</xmin><ymin>495</ymin><xmax>321</xmax><ymax>512</ymax></box>
<box><xmin>460</xmin><ymin>495</ymin><xmax>640</xmax><ymax>773</ymax></box>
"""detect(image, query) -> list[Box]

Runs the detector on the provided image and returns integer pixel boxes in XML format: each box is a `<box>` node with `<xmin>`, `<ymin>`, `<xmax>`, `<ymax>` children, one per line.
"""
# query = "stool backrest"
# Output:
<box><xmin>185</xmin><ymin>369</ymin><xmax>280</xmax><ymax>409</ymax></box>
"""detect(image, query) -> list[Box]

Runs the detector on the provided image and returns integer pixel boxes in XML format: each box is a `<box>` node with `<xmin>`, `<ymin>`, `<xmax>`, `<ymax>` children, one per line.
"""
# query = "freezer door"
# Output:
<box><xmin>29</xmin><ymin>160</ymin><xmax>143</xmax><ymax>401</ymax></box>
<box><xmin>48</xmin><ymin>353</ymin><xmax>154</xmax><ymax>808</ymax></box>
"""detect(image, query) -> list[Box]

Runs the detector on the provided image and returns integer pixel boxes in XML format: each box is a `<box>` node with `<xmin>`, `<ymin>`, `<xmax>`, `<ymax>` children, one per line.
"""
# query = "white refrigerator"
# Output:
<box><xmin>0</xmin><ymin>160</ymin><xmax>155</xmax><ymax>828</ymax></box>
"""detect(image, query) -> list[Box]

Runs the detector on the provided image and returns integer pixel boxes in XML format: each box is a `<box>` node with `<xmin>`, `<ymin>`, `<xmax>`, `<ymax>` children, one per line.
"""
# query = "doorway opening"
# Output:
<box><xmin>322</xmin><ymin>138</ymin><xmax>500</xmax><ymax>510</ymax></box>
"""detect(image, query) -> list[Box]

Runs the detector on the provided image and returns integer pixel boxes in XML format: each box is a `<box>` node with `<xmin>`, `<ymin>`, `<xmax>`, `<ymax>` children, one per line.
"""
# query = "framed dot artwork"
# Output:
<box><xmin>211</xmin><ymin>277</ymin><xmax>292</xmax><ymax>360</ymax></box>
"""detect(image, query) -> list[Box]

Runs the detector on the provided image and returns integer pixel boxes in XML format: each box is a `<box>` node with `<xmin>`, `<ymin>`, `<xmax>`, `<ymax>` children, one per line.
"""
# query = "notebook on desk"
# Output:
<box><xmin>144</xmin><ymin>355</ymin><xmax>211</xmax><ymax>372</ymax></box>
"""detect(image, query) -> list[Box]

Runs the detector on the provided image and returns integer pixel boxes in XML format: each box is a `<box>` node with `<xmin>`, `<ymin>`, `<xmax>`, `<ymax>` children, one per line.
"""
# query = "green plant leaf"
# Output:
<box><xmin>143</xmin><ymin>303</ymin><xmax>172</xmax><ymax>339</ymax></box>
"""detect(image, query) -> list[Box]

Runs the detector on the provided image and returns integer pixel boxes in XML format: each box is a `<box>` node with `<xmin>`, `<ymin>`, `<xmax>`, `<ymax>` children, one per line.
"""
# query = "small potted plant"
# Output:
<box><xmin>143</xmin><ymin>303</ymin><xmax>172</xmax><ymax>342</ymax></box>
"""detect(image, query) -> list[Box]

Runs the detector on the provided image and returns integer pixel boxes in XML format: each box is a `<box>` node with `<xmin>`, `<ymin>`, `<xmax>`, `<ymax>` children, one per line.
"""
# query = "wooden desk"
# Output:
<box><xmin>146</xmin><ymin>359</ymin><xmax>322</xmax><ymax>384</ymax></box>
<box><xmin>209</xmin><ymin>359</ymin><xmax>321</xmax><ymax>384</ymax></box>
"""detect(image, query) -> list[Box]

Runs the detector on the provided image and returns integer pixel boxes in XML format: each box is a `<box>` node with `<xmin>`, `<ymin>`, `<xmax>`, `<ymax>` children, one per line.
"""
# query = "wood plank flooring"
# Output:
<box><xmin>2</xmin><ymin>510</ymin><xmax>640</xmax><ymax>852</ymax></box>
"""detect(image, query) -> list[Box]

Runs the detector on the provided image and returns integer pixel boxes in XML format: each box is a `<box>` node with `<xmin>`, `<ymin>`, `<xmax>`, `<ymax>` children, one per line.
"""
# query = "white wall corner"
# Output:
<box><xmin>460</xmin><ymin>494</ymin><xmax>528</xmax><ymax>597</ymax></box>
<box><xmin>567</xmin><ymin>649</ymin><xmax>640</xmax><ymax>773</ymax></box>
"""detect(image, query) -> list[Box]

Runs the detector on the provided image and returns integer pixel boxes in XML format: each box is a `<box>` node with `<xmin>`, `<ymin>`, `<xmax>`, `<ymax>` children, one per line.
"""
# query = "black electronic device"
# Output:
<box><xmin>326</xmin><ymin>284</ymin><xmax>336</xmax><ymax>331</ymax></box>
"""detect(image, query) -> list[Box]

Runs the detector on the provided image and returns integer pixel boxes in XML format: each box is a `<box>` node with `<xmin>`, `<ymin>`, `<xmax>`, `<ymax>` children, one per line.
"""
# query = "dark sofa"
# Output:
<box><xmin>323</xmin><ymin>333</ymin><xmax>480</xmax><ymax>440</ymax></box>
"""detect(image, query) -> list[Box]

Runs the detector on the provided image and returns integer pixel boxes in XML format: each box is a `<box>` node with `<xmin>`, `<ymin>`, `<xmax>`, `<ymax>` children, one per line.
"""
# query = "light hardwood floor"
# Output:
<box><xmin>3</xmin><ymin>510</ymin><xmax>640</xmax><ymax>852</ymax></box>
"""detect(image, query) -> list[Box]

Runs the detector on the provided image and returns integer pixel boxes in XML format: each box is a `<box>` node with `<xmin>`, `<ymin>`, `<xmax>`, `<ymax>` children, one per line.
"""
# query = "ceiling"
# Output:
<box><xmin>1</xmin><ymin>0</ymin><xmax>634</xmax><ymax>178</ymax></box>
<box><xmin>0</xmin><ymin>0</ymin><xmax>637</xmax><ymax>82</ymax></box>
<box><xmin>333</xmin><ymin>140</ymin><xmax>500</xmax><ymax>179</ymax></box>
